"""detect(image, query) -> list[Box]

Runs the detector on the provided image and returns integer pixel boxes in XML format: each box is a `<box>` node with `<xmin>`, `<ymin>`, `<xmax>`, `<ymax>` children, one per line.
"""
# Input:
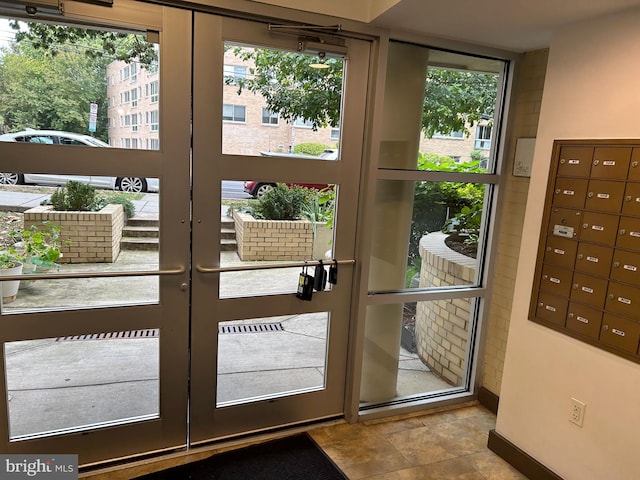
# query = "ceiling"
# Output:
<box><xmin>251</xmin><ymin>0</ymin><xmax>640</xmax><ymax>51</ymax></box>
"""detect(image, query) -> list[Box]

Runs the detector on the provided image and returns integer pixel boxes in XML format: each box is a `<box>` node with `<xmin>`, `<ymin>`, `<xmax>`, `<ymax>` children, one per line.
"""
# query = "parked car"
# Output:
<box><xmin>0</xmin><ymin>130</ymin><xmax>159</xmax><ymax>193</ymax></box>
<box><xmin>244</xmin><ymin>149</ymin><xmax>338</xmax><ymax>198</ymax></box>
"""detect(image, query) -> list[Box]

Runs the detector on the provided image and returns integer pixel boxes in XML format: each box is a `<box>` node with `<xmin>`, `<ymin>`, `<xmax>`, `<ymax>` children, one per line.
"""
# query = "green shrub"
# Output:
<box><xmin>49</xmin><ymin>181</ymin><xmax>99</xmax><ymax>211</ymax></box>
<box><xmin>96</xmin><ymin>193</ymin><xmax>136</xmax><ymax>219</ymax></box>
<box><xmin>253</xmin><ymin>183</ymin><xmax>309</xmax><ymax>220</ymax></box>
<box><xmin>293</xmin><ymin>143</ymin><xmax>329</xmax><ymax>156</ymax></box>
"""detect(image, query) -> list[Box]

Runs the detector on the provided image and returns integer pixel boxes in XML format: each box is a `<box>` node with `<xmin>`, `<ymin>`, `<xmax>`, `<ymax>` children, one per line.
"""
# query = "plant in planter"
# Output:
<box><xmin>0</xmin><ymin>250</ymin><xmax>23</xmax><ymax>303</ymax></box>
<box><xmin>11</xmin><ymin>221</ymin><xmax>63</xmax><ymax>273</ymax></box>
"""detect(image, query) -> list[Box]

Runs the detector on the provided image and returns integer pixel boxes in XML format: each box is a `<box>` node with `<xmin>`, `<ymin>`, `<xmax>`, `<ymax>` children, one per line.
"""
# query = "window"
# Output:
<box><xmin>223</xmin><ymin>104</ymin><xmax>246</xmax><ymax>123</ymax></box>
<box><xmin>433</xmin><ymin>130</ymin><xmax>464</xmax><ymax>138</ymax></box>
<box><xmin>131</xmin><ymin>88</ymin><xmax>138</xmax><ymax>107</ymax></box>
<box><xmin>475</xmin><ymin>125</ymin><xmax>492</xmax><ymax>149</ymax></box>
<box><xmin>294</xmin><ymin>117</ymin><xmax>313</xmax><ymax>128</ymax></box>
<box><xmin>261</xmin><ymin>108</ymin><xmax>278</xmax><ymax>126</ymax></box>
<box><xmin>147</xmin><ymin>138</ymin><xmax>159</xmax><ymax>150</ymax></box>
<box><xmin>150</xmin><ymin>110</ymin><xmax>159</xmax><ymax>131</ymax></box>
<box><xmin>130</xmin><ymin>63</ymin><xmax>137</xmax><ymax>82</ymax></box>
<box><xmin>148</xmin><ymin>61</ymin><xmax>158</xmax><ymax>74</ymax></box>
<box><xmin>224</xmin><ymin>65</ymin><xmax>247</xmax><ymax>85</ymax></box>
<box><xmin>132</xmin><ymin>114</ymin><xmax>138</xmax><ymax>132</ymax></box>
<box><xmin>121</xmin><ymin>65</ymin><xmax>130</xmax><ymax>81</ymax></box>
<box><xmin>331</xmin><ymin>128</ymin><xmax>340</xmax><ymax>141</ymax></box>
<box><xmin>147</xmin><ymin>80</ymin><xmax>159</xmax><ymax>103</ymax></box>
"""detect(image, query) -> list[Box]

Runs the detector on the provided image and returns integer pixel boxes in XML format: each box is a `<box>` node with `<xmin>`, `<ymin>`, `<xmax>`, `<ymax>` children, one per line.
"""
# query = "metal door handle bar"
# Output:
<box><xmin>0</xmin><ymin>267</ymin><xmax>185</xmax><ymax>282</ymax></box>
<box><xmin>196</xmin><ymin>259</ymin><xmax>355</xmax><ymax>274</ymax></box>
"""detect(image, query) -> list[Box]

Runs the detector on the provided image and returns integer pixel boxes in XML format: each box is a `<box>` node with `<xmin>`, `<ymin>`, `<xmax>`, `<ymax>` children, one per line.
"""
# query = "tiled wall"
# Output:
<box><xmin>481</xmin><ymin>49</ymin><xmax>549</xmax><ymax>395</ymax></box>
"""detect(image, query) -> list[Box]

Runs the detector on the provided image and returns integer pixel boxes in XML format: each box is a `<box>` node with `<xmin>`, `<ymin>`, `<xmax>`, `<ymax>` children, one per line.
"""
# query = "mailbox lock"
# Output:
<box><xmin>593</xmin><ymin>160</ymin><xmax>600</xmax><ymax>166</ymax></box>
<box><xmin>555</xmin><ymin>189</ymin><xmax>560</xmax><ymax>194</ymax></box>
<box><xmin>626</xmin><ymin>196</ymin><xmax>633</xmax><ymax>202</ymax></box>
<box><xmin>560</xmin><ymin>159</ymin><xmax>566</xmax><ymax>164</ymax></box>
<box><xmin>620</xmin><ymin>229</ymin><xmax>626</xmax><ymax>235</ymax></box>
<box><xmin>546</xmin><ymin>246</ymin><xmax>551</xmax><ymax>252</ymax></box>
<box><xmin>603</xmin><ymin>324</ymin><xmax>609</xmax><ymax>331</ymax></box>
<box><xmin>583</xmin><ymin>223</ymin><xmax>589</xmax><ymax>229</ymax></box>
<box><xmin>608</xmin><ymin>294</ymin><xmax>615</xmax><ymax>300</ymax></box>
<box><xmin>542</xmin><ymin>274</ymin><xmax>548</xmax><ymax>280</ymax></box>
<box><xmin>568</xmin><ymin>313</ymin><xmax>574</xmax><ymax>319</ymax></box>
<box><xmin>577</xmin><ymin>254</ymin><xmax>584</xmax><ymax>260</ymax></box>
<box><xmin>613</xmin><ymin>262</ymin><xmax>620</xmax><ymax>268</ymax></box>
<box><xmin>588</xmin><ymin>192</ymin><xmax>594</xmax><ymax>198</ymax></box>
<box><xmin>632</xmin><ymin>161</ymin><xmax>639</xmax><ymax>168</ymax></box>
<box><xmin>573</xmin><ymin>283</ymin><xmax>579</xmax><ymax>289</ymax></box>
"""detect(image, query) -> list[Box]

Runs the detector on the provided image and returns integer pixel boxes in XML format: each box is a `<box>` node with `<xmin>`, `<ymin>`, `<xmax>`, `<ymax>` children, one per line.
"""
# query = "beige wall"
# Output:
<box><xmin>497</xmin><ymin>8</ymin><xmax>640</xmax><ymax>480</ymax></box>
<box><xmin>481</xmin><ymin>49</ymin><xmax>548</xmax><ymax>394</ymax></box>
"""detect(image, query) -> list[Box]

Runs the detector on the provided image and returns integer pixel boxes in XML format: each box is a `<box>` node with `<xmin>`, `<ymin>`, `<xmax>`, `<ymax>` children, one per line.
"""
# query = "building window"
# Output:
<box><xmin>150</xmin><ymin>110</ymin><xmax>159</xmax><ymax>132</ymax></box>
<box><xmin>475</xmin><ymin>125</ymin><xmax>492</xmax><ymax>149</ymax></box>
<box><xmin>147</xmin><ymin>138</ymin><xmax>159</xmax><ymax>150</ymax></box>
<box><xmin>121</xmin><ymin>65</ymin><xmax>130</xmax><ymax>82</ymax></box>
<box><xmin>147</xmin><ymin>80</ymin><xmax>159</xmax><ymax>103</ymax></box>
<box><xmin>130</xmin><ymin>62</ymin><xmax>137</xmax><ymax>82</ymax></box>
<box><xmin>223</xmin><ymin>104</ymin><xmax>246</xmax><ymax>123</ymax></box>
<box><xmin>132</xmin><ymin>114</ymin><xmax>138</xmax><ymax>132</ymax></box>
<box><xmin>148</xmin><ymin>61</ymin><xmax>158</xmax><ymax>74</ymax></box>
<box><xmin>261</xmin><ymin>108</ymin><xmax>278</xmax><ymax>126</ymax></box>
<box><xmin>330</xmin><ymin>128</ymin><xmax>340</xmax><ymax>141</ymax></box>
<box><xmin>224</xmin><ymin>65</ymin><xmax>247</xmax><ymax>85</ymax></box>
<box><xmin>433</xmin><ymin>130</ymin><xmax>464</xmax><ymax>139</ymax></box>
<box><xmin>294</xmin><ymin>117</ymin><xmax>313</xmax><ymax>128</ymax></box>
<box><xmin>131</xmin><ymin>88</ymin><xmax>138</xmax><ymax>107</ymax></box>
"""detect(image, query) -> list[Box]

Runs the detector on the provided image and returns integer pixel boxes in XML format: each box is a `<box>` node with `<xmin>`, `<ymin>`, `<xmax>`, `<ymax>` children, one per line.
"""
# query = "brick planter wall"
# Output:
<box><xmin>415</xmin><ymin>232</ymin><xmax>476</xmax><ymax>386</ymax></box>
<box><xmin>24</xmin><ymin>204</ymin><xmax>125</xmax><ymax>263</ymax></box>
<box><xmin>232</xmin><ymin>210</ymin><xmax>313</xmax><ymax>261</ymax></box>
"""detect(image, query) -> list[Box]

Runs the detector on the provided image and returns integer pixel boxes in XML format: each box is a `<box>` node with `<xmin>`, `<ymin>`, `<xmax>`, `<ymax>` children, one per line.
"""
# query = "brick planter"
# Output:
<box><xmin>232</xmin><ymin>210</ymin><xmax>313</xmax><ymax>261</ymax></box>
<box><xmin>415</xmin><ymin>232</ymin><xmax>476</xmax><ymax>386</ymax></box>
<box><xmin>23</xmin><ymin>204</ymin><xmax>125</xmax><ymax>263</ymax></box>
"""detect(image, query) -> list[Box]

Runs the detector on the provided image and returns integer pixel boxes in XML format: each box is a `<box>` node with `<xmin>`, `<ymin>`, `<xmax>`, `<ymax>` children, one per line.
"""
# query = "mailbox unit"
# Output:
<box><xmin>529</xmin><ymin>140</ymin><xmax>640</xmax><ymax>362</ymax></box>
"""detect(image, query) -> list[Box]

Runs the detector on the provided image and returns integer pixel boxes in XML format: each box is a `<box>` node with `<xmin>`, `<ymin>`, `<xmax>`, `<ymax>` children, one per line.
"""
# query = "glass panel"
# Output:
<box><xmin>4</xmin><ymin>331</ymin><xmax>159</xmax><ymax>439</ymax></box>
<box><xmin>0</xmin><ymin>181</ymin><xmax>159</xmax><ymax>313</ymax></box>
<box><xmin>222</xmin><ymin>43</ymin><xmax>342</xmax><ymax>159</ymax></box>
<box><xmin>220</xmin><ymin>181</ymin><xmax>335</xmax><ymax>298</ymax></box>
<box><xmin>369</xmin><ymin>180</ymin><xmax>488</xmax><ymax>292</ymax></box>
<box><xmin>217</xmin><ymin>313</ymin><xmax>329</xmax><ymax>406</ymax></box>
<box><xmin>0</xmin><ymin>17</ymin><xmax>160</xmax><ymax>150</ymax></box>
<box><xmin>377</xmin><ymin>46</ymin><xmax>504</xmax><ymax>173</ymax></box>
<box><xmin>361</xmin><ymin>299</ymin><xmax>476</xmax><ymax>405</ymax></box>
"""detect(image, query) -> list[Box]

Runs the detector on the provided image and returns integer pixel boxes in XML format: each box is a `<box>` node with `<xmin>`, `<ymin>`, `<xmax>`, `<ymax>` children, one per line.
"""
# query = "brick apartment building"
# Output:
<box><xmin>107</xmin><ymin>48</ymin><xmax>491</xmax><ymax>160</ymax></box>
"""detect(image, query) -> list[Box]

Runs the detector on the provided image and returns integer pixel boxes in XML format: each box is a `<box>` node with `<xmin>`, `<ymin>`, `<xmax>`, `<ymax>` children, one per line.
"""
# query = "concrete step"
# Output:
<box><xmin>221</xmin><ymin>216</ymin><xmax>234</xmax><ymax>229</ymax></box>
<box><xmin>122</xmin><ymin>226</ymin><xmax>159</xmax><ymax>238</ymax></box>
<box><xmin>221</xmin><ymin>228</ymin><xmax>236</xmax><ymax>240</ymax></box>
<box><xmin>128</xmin><ymin>217</ymin><xmax>159</xmax><ymax>228</ymax></box>
<box><xmin>120</xmin><ymin>237</ymin><xmax>159</xmax><ymax>251</ymax></box>
<box><xmin>221</xmin><ymin>238</ymin><xmax>237</xmax><ymax>251</ymax></box>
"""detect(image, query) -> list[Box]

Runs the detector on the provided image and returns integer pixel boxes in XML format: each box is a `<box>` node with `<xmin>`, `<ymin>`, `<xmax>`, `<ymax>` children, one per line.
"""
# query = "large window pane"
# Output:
<box><xmin>4</xmin><ymin>331</ymin><xmax>159</xmax><ymax>439</ymax></box>
<box><xmin>222</xmin><ymin>43</ymin><xmax>342</xmax><ymax>158</ymax></box>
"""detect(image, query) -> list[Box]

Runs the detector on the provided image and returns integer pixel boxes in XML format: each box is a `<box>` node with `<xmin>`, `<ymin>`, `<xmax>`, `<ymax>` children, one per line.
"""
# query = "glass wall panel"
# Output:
<box><xmin>4</xmin><ymin>331</ymin><xmax>159</xmax><ymax>439</ymax></box>
<box><xmin>361</xmin><ymin>299</ymin><xmax>477</xmax><ymax>406</ymax></box>
<box><xmin>217</xmin><ymin>313</ymin><xmax>329</xmax><ymax>406</ymax></box>
<box><xmin>222</xmin><ymin>43</ymin><xmax>342</xmax><ymax>159</ymax></box>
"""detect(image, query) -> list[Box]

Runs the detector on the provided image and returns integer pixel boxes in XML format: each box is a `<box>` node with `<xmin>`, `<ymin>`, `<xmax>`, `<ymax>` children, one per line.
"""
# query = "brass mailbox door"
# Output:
<box><xmin>544</xmin><ymin>236</ymin><xmax>578</xmax><ymax>269</ymax></box>
<box><xmin>566</xmin><ymin>303</ymin><xmax>603</xmax><ymax>339</ymax></box>
<box><xmin>574</xmin><ymin>243</ymin><xmax>613</xmax><ymax>278</ymax></box>
<box><xmin>585</xmin><ymin>180</ymin><xmax>625</xmax><ymax>213</ymax></box>
<box><xmin>540</xmin><ymin>265</ymin><xmax>573</xmax><ymax>297</ymax></box>
<box><xmin>611</xmin><ymin>249</ymin><xmax>640</xmax><ymax>284</ymax></box>
<box><xmin>627</xmin><ymin>148</ymin><xmax>640</xmax><ymax>181</ymax></box>
<box><xmin>553</xmin><ymin>178</ymin><xmax>588</xmax><ymax>209</ymax></box>
<box><xmin>591</xmin><ymin>147</ymin><xmax>632</xmax><ymax>179</ymax></box>
<box><xmin>548</xmin><ymin>207</ymin><xmax>582</xmax><ymax>239</ymax></box>
<box><xmin>621</xmin><ymin>182</ymin><xmax>640</xmax><ymax>216</ymax></box>
<box><xmin>616</xmin><ymin>216</ymin><xmax>640</xmax><ymax>250</ymax></box>
<box><xmin>536</xmin><ymin>293</ymin><xmax>568</xmax><ymax>327</ymax></box>
<box><xmin>580</xmin><ymin>211</ymin><xmax>620</xmax><ymax>245</ymax></box>
<box><xmin>600</xmin><ymin>314</ymin><xmax>640</xmax><ymax>354</ymax></box>
<box><xmin>570</xmin><ymin>272</ymin><xmax>608</xmax><ymax>308</ymax></box>
<box><xmin>557</xmin><ymin>146</ymin><xmax>594</xmax><ymax>177</ymax></box>
<box><xmin>605</xmin><ymin>282</ymin><xmax>640</xmax><ymax>318</ymax></box>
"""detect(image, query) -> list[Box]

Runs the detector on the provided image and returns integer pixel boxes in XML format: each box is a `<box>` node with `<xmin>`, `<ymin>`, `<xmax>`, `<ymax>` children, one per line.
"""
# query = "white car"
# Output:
<box><xmin>0</xmin><ymin>130</ymin><xmax>159</xmax><ymax>193</ymax></box>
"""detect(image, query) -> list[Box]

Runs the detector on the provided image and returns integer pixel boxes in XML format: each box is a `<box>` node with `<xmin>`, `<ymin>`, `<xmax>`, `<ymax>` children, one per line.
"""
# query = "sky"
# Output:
<box><xmin>0</xmin><ymin>17</ymin><xmax>16</xmax><ymax>50</ymax></box>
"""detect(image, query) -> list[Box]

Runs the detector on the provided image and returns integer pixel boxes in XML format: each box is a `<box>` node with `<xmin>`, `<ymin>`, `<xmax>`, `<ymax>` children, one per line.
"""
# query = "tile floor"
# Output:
<box><xmin>80</xmin><ymin>403</ymin><xmax>527</xmax><ymax>479</ymax></box>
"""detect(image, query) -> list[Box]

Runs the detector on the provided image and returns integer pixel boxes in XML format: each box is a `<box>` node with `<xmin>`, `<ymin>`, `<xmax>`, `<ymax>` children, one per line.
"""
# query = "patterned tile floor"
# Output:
<box><xmin>81</xmin><ymin>404</ymin><xmax>527</xmax><ymax>479</ymax></box>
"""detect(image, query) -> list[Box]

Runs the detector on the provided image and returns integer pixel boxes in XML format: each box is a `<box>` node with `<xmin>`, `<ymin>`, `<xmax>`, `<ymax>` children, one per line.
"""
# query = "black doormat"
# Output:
<box><xmin>133</xmin><ymin>433</ymin><xmax>347</xmax><ymax>480</ymax></box>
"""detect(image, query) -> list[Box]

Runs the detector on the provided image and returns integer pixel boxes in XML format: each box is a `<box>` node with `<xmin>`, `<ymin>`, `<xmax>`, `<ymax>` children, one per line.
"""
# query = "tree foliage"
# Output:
<box><xmin>229</xmin><ymin>48</ymin><xmax>498</xmax><ymax>137</ymax></box>
<box><xmin>0</xmin><ymin>40</ymin><xmax>109</xmax><ymax>138</ymax></box>
<box><xmin>10</xmin><ymin>21</ymin><xmax>157</xmax><ymax>66</ymax></box>
<box><xmin>230</xmin><ymin>47</ymin><xmax>343</xmax><ymax>131</ymax></box>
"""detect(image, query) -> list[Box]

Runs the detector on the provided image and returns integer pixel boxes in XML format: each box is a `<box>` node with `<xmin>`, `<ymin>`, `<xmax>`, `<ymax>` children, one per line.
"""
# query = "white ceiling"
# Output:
<box><xmin>252</xmin><ymin>0</ymin><xmax>640</xmax><ymax>51</ymax></box>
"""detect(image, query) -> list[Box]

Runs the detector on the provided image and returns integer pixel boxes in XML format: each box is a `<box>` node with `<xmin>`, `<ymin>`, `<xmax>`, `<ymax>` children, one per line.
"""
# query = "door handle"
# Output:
<box><xmin>196</xmin><ymin>259</ymin><xmax>354</xmax><ymax>274</ymax></box>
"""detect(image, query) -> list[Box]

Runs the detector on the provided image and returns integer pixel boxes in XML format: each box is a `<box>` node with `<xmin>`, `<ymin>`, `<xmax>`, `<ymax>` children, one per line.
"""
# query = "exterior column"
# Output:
<box><xmin>360</xmin><ymin>42</ymin><xmax>429</xmax><ymax>401</ymax></box>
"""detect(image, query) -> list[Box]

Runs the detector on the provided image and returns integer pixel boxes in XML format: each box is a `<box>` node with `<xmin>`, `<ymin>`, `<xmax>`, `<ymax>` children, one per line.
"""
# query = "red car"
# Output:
<box><xmin>243</xmin><ymin>149</ymin><xmax>337</xmax><ymax>198</ymax></box>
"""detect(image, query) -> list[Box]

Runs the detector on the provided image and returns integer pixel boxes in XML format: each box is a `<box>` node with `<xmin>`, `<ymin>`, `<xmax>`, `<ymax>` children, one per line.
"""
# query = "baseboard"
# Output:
<box><xmin>488</xmin><ymin>430</ymin><xmax>563</xmax><ymax>480</ymax></box>
<box><xmin>477</xmin><ymin>386</ymin><xmax>499</xmax><ymax>414</ymax></box>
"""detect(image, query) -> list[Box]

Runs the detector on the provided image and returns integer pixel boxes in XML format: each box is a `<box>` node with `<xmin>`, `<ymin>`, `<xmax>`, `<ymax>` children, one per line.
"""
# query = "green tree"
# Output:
<box><xmin>229</xmin><ymin>47</ymin><xmax>497</xmax><ymax>137</ymax></box>
<box><xmin>0</xmin><ymin>40</ymin><xmax>109</xmax><ymax>138</ymax></box>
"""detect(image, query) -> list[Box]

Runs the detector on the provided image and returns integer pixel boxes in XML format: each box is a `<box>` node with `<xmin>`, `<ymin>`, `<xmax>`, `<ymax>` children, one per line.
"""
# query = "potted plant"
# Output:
<box><xmin>11</xmin><ymin>222</ymin><xmax>63</xmax><ymax>273</ymax></box>
<box><xmin>0</xmin><ymin>250</ymin><xmax>23</xmax><ymax>303</ymax></box>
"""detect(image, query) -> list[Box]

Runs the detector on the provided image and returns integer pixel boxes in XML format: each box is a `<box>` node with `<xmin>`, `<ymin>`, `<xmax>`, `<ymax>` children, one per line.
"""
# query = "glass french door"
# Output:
<box><xmin>189</xmin><ymin>14</ymin><xmax>369</xmax><ymax>444</ymax></box>
<box><xmin>0</xmin><ymin>3</ymin><xmax>369</xmax><ymax>465</ymax></box>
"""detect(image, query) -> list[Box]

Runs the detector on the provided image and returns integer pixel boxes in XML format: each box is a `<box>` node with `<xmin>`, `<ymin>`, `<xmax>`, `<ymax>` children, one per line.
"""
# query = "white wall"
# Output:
<box><xmin>497</xmin><ymin>8</ymin><xmax>640</xmax><ymax>480</ymax></box>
